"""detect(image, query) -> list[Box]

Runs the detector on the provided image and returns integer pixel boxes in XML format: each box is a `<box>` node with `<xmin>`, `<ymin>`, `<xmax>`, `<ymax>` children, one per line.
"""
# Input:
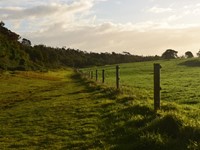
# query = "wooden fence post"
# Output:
<box><xmin>96</xmin><ymin>69</ymin><xmax>98</xmax><ymax>82</ymax></box>
<box><xmin>102</xmin><ymin>69</ymin><xmax>105</xmax><ymax>83</ymax></box>
<box><xmin>154</xmin><ymin>63</ymin><xmax>161</xmax><ymax>111</ymax></box>
<box><xmin>116</xmin><ymin>65</ymin><xmax>120</xmax><ymax>89</ymax></box>
<box><xmin>91</xmin><ymin>71</ymin><xmax>93</xmax><ymax>79</ymax></box>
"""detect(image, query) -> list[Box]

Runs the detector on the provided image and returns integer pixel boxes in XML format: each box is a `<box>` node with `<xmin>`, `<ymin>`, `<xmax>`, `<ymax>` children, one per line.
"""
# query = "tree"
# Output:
<box><xmin>0</xmin><ymin>21</ymin><xmax>5</xmax><ymax>27</ymax></box>
<box><xmin>197</xmin><ymin>50</ymin><xmax>200</xmax><ymax>57</ymax></box>
<box><xmin>185</xmin><ymin>51</ymin><xmax>194</xmax><ymax>58</ymax></box>
<box><xmin>21</xmin><ymin>38</ymin><xmax>31</xmax><ymax>46</ymax></box>
<box><xmin>123</xmin><ymin>51</ymin><xmax>131</xmax><ymax>55</ymax></box>
<box><xmin>161</xmin><ymin>49</ymin><xmax>178</xmax><ymax>59</ymax></box>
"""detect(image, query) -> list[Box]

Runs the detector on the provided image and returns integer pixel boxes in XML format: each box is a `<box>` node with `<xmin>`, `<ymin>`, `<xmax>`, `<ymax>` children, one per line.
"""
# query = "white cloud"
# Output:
<box><xmin>0</xmin><ymin>0</ymin><xmax>98</xmax><ymax>33</ymax></box>
<box><xmin>2</xmin><ymin>0</ymin><xmax>200</xmax><ymax>56</ymax></box>
<box><xmin>0</xmin><ymin>1</ymin><xmax>94</xmax><ymax>20</ymax></box>
<box><xmin>166</xmin><ymin>15</ymin><xmax>182</xmax><ymax>22</ymax></box>
<box><xmin>148</xmin><ymin>6</ymin><xmax>174</xmax><ymax>13</ymax></box>
<box><xmin>23</xmin><ymin>21</ymin><xmax>200</xmax><ymax>56</ymax></box>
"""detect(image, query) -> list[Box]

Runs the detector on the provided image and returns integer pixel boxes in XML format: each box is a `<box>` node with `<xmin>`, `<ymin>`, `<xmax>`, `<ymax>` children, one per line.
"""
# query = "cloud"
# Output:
<box><xmin>148</xmin><ymin>6</ymin><xmax>174</xmax><ymax>13</ymax></box>
<box><xmin>0</xmin><ymin>5</ymin><xmax>57</xmax><ymax>20</ymax></box>
<box><xmin>2</xmin><ymin>0</ymin><xmax>200</xmax><ymax>56</ymax></box>
<box><xmin>0</xmin><ymin>1</ymin><xmax>94</xmax><ymax>20</ymax></box>
<box><xmin>24</xmin><ymin>21</ymin><xmax>200</xmax><ymax>56</ymax></box>
<box><xmin>0</xmin><ymin>0</ymin><xmax>98</xmax><ymax>33</ymax></box>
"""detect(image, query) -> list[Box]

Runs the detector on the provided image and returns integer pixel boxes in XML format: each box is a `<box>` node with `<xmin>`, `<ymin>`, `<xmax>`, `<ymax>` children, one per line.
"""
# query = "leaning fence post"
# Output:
<box><xmin>96</xmin><ymin>69</ymin><xmax>98</xmax><ymax>82</ymax></box>
<box><xmin>116</xmin><ymin>65</ymin><xmax>120</xmax><ymax>89</ymax></box>
<box><xmin>154</xmin><ymin>63</ymin><xmax>161</xmax><ymax>111</ymax></box>
<box><xmin>91</xmin><ymin>71</ymin><xmax>93</xmax><ymax>79</ymax></box>
<box><xmin>102</xmin><ymin>69</ymin><xmax>105</xmax><ymax>83</ymax></box>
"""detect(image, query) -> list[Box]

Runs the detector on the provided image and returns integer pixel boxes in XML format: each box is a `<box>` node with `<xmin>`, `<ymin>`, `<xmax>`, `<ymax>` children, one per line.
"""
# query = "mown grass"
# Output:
<box><xmin>0</xmin><ymin>63</ymin><xmax>200</xmax><ymax>149</ymax></box>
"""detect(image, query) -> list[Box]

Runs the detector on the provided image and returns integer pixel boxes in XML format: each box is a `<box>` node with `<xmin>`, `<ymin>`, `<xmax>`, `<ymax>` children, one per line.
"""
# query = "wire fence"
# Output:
<box><xmin>79</xmin><ymin>62</ymin><xmax>200</xmax><ymax>111</ymax></box>
<box><xmin>79</xmin><ymin>64</ymin><xmax>161</xmax><ymax>111</ymax></box>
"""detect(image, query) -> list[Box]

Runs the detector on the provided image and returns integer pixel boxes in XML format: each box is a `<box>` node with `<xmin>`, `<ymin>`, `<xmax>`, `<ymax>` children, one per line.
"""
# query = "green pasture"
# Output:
<box><xmin>82</xmin><ymin>58</ymin><xmax>200</xmax><ymax>106</ymax></box>
<box><xmin>0</xmin><ymin>64</ymin><xmax>200</xmax><ymax>149</ymax></box>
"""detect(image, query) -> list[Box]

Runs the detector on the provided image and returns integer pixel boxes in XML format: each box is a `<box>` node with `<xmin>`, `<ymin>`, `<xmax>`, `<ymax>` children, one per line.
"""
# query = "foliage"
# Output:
<box><xmin>197</xmin><ymin>50</ymin><xmax>200</xmax><ymax>57</ymax></box>
<box><xmin>161</xmin><ymin>49</ymin><xmax>178</xmax><ymax>59</ymax></box>
<box><xmin>0</xmin><ymin>24</ymin><xmax>31</xmax><ymax>71</ymax></box>
<box><xmin>21</xmin><ymin>38</ymin><xmax>31</xmax><ymax>46</ymax></box>
<box><xmin>0</xmin><ymin>22</ymin><xmax>160</xmax><ymax>71</ymax></box>
<box><xmin>185</xmin><ymin>51</ymin><xmax>194</xmax><ymax>58</ymax></box>
<box><xmin>0</xmin><ymin>21</ymin><xmax>5</xmax><ymax>27</ymax></box>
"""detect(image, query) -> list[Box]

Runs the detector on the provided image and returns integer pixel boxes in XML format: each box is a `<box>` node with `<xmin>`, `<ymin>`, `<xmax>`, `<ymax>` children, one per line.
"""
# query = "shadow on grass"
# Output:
<box><xmin>179</xmin><ymin>59</ymin><xmax>200</xmax><ymax>67</ymax></box>
<box><xmin>70</xmin><ymin>72</ymin><xmax>200</xmax><ymax>150</ymax></box>
<box><xmin>99</xmin><ymin>102</ymin><xmax>158</xmax><ymax>148</ymax></box>
<box><xmin>70</xmin><ymin>72</ymin><xmax>120</xmax><ymax>99</ymax></box>
<box><xmin>180</xmin><ymin>100</ymin><xmax>200</xmax><ymax>105</ymax></box>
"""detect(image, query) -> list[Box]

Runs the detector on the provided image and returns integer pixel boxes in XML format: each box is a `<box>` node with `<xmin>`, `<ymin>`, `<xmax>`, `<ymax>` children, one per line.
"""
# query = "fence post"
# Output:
<box><xmin>102</xmin><ymin>69</ymin><xmax>105</xmax><ymax>83</ymax></box>
<box><xmin>116</xmin><ymin>65</ymin><xmax>120</xmax><ymax>89</ymax></box>
<box><xmin>91</xmin><ymin>71</ymin><xmax>93</xmax><ymax>79</ymax></box>
<box><xmin>154</xmin><ymin>63</ymin><xmax>161</xmax><ymax>111</ymax></box>
<box><xmin>96</xmin><ymin>69</ymin><xmax>98</xmax><ymax>82</ymax></box>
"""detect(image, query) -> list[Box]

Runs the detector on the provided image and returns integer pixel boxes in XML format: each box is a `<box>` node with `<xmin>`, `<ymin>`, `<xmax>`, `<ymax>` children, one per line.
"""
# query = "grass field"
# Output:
<box><xmin>82</xmin><ymin>58</ymin><xmax>200</xmax><ymax>105</ymax></box>
<box><xmin>0</xmin><ymin>69</ymin><xmax>105</xmax><ymax>149</ymax></box>
<box><xmin>0</xmin><ymin>59</ymin><xmax>200</xmax><ymax>149</ymax></box>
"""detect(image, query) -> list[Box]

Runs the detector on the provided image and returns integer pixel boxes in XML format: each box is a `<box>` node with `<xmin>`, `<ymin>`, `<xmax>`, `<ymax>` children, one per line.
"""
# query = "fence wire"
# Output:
<box><xmin>81</xmin><ymin>63</ymin><xmax>200</xmax><ymax>106</ymax></box>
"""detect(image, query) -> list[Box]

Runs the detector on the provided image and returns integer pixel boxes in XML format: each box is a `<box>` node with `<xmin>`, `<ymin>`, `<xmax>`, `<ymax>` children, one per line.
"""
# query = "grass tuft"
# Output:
<box><xmin>145</xmin><ymin>114</ymin><xmax>183</xmax><ymax>137</ymax></box>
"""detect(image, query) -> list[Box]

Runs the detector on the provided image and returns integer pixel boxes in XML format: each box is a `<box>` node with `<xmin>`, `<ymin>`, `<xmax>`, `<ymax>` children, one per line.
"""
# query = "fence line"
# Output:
<box><xmin>91</xmin><ymin>71</ymin><xmax>93</xmax><ymax>79</ymax></box>
<box><xmin>95</xmin><ymin>70</ymin><xmax>98</xmax><ymax>81</ymax></box>
<box><xmin>102</xmin><ymin>69</ymin><xmax>105</xmax><ymax>83</ymax></box>
<box><xmin>116</xmin><ymin>65</ymin><xmax>120</xmax><ymax>89</ymax></box>
<box><xmin>81</xmin><ymin>64</ymin><xmax>162</xmax><ymax>111</ymax></box>
<box><xmin>154</xmin><ymin>63</ymin><xmax>161</xmax><ymax>111</ymax></box>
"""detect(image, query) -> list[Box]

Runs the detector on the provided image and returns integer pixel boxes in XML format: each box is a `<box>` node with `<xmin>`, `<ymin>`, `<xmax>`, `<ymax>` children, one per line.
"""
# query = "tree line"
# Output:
<box><xmin>0</xmin><ymin>21</ymin><xmax>160</xmax><ymax>71</ymax></box>
<box><xmin>0</xmin><ymin>21</ymin><xmax>199</xmax><ymax>71</ymax></box>
<box><xmin>161</xmin><ymin>49</ymin><xmax>198</xmax><ymax>59</ymax></box>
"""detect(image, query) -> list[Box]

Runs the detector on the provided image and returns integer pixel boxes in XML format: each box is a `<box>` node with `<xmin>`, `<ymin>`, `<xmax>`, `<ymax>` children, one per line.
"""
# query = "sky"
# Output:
<box><xmin>1</xmin><ymin>0</ymin><xmax>200</xmax><ymax>56</ymax></box>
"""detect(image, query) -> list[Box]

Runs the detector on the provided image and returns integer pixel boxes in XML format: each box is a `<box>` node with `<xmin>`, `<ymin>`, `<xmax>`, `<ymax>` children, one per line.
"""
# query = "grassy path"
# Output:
<box><xmin>0</xmin><ymin>70</ymin><xmax>106</xmax><ymax>149</ymax></box>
